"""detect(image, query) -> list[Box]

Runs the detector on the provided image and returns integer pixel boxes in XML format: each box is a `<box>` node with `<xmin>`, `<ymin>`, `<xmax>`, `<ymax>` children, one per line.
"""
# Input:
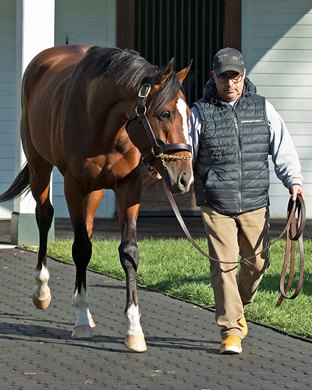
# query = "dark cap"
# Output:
<box><xmin>213</xmin><ymin>48</ymin><xmax>244</xmax><ymax>76</ymax></box>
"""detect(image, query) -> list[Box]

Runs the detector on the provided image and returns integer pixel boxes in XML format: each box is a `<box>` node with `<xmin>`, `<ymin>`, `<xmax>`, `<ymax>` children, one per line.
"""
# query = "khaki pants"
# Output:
<box><xmin>201</xmin><ymin>206</ymin><xmax>270</xmax><ymax>339</ymax></box>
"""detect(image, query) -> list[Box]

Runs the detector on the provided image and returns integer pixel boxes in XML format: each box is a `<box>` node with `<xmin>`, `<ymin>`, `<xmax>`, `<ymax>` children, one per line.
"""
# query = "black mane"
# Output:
<box><xmin>81</xmin><ymin>46</ymin><xmax>181</xmax><ymax>112</ymax></box>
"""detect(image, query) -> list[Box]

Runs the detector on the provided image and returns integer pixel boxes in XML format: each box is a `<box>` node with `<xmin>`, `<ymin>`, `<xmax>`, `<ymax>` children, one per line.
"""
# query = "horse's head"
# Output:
<box><xmin>126</xmin><ymin>60</ymin><xmax>193</xmax><ymax>194</ymax></box>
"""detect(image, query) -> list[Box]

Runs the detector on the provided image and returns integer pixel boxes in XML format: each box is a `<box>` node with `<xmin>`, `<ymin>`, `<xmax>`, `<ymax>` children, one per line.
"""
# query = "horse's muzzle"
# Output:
<box><xmin>161</xmin><ymin>164</ymin><xmax>193</xmax><ymax>194</ymax></box>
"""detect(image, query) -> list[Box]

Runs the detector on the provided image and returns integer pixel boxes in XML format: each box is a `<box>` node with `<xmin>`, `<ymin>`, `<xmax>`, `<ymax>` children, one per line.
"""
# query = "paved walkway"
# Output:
<box><xmin>0</xmin><ymin>218</ymin><xmax>311</xmax><ymax>389</ymax></box>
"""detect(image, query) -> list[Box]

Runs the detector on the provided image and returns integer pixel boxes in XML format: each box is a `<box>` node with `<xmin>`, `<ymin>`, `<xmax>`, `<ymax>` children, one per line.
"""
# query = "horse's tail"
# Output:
<box><xmin>0</xmin><ymin>163</ymin><xmax>30</xmax><ymax>202</ymax></box>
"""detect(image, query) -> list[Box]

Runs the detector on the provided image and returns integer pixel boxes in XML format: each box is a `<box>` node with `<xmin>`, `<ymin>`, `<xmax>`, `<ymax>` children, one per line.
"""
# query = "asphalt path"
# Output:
<box><xmin>0</xmin><ymin>244</ymin><xmax>311</xmax><ymax>390</ymax></box>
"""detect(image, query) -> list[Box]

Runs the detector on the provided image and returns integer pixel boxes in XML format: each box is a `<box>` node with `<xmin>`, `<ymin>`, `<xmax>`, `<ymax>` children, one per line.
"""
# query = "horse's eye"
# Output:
<box><xmin>158</xmin><ymin>111</ymin><xmax>172</xmax><ymax>121</ymax></box>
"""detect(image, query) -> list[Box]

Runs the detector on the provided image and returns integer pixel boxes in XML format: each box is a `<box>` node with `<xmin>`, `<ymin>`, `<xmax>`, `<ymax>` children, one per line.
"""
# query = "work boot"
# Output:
<box><xmin>219</xmin><ymin>335</ymin><xmax>242</xmax><ymax>354</ymax></box>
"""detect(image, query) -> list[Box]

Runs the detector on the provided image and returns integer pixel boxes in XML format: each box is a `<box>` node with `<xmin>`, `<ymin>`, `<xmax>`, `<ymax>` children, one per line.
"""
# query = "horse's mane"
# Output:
<box><xmin>80</xmin><ymin>46</ymin><xmax>181</xmax><ymax>112</ymax></box>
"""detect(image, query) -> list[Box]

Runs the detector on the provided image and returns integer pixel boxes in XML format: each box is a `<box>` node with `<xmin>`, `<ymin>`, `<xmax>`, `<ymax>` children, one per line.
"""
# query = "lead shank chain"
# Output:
<box><xmin>159</xmin><ymin>153</ymin><xmax>192</xmax><ymax>168</ymax></box>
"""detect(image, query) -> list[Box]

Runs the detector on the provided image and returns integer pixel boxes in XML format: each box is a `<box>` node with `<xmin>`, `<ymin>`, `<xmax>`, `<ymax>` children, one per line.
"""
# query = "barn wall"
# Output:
<box><xmin>242</xmin><ymin>0</ymin><xmax>312</xmax><ymax>217</ymax></box>
<box><xmin>0</xmin><ymin>1</ymin><xmax>16</xmax><ymax>218</ymax></box>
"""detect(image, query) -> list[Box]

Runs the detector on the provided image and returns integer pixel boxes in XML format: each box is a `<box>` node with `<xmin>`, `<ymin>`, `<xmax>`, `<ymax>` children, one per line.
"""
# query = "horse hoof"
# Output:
<box><xmin>125</xmin><ymin>334</ymin><xmax>147</xmax><ymax>352</ymax></box>
<box><xmin>32</xmin><ymin>293</ymin><xmax>51</xmax><ymax>310</ymax></box>
<box><xmin>71</xmin><ymin>325</ymin><xmax>93</xmax><ymax>339</ymax></box>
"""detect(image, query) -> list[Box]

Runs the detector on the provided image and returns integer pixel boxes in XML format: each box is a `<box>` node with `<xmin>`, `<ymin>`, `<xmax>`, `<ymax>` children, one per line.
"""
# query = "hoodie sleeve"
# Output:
<box><xmin>267</xmin><ymin>100</ymin><xmax>304</xmax><ymax>189</ymax></box>
<box><xmin>188</xmin><ymin>106</ymin><xmax>202</xmax><ymax>164</ymax></box>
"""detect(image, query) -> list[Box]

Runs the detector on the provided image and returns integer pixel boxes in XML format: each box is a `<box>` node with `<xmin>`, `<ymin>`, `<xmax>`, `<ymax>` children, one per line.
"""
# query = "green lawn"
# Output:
<box><xmin>46</xmin><ymin>237</ymin><xmax>312</xmax><ymax>340</ymax></box>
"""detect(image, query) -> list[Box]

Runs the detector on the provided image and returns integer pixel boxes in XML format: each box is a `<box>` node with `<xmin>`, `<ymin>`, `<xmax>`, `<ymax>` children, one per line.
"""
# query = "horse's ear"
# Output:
<box><xmin>176</xmin><ymin>60</ymin><xmax>193</xmax><ymax>84</ymax></box>
<box><xmin>161</xmin><ymin>57</ymin><xmax>175</xmax><ymax>84</ymax></box>
<box><xmin>152</xmin><ymin>58</ymin><xmax>174</xmax><ymax>88</ymax></box>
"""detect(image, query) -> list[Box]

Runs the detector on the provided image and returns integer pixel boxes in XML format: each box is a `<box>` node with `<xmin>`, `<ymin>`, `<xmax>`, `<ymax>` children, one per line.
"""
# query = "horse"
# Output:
<box><xmin>0</xmin><ymin>44</ymin><xmax>193</xmax><ymax>352</ymax></box>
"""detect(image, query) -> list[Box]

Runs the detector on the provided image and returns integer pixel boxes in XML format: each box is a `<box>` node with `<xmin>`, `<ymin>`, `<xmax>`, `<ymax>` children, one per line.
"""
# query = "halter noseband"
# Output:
<box><xmin>125</xmin><ymin>79</ymin><xmax>192</xmax><ymax>167</ymax></box>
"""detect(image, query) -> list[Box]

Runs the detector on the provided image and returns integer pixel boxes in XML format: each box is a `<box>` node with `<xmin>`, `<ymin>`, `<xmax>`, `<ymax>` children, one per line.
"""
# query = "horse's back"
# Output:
<box><xmin>22</xmin><ymin>45</ymin><xmax>91</xmax><ymax>100</ymax></box>
<box><xmin>20</xmin><ymin>45</ymin><xmax>92</xmax><ymax>169</ymax></box>
<box><xmin>26</xmin><ymin>44</ymin><xmax>91</xmax><ymax>73</ymax></box>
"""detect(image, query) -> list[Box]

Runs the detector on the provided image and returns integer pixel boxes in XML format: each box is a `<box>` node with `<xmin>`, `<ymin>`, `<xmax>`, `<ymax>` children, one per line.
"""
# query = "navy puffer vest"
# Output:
<box><xmin>193</xmin><ymin>77</ymin><xmax>270</xmax><ymax>214</ymax></box>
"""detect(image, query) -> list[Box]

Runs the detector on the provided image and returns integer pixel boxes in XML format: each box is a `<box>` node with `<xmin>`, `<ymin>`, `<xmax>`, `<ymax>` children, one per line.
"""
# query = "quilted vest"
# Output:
<box><xmin>193</xmin><ymin>78</ymin><xmax>270</xmax><ymax>214</ymax></box>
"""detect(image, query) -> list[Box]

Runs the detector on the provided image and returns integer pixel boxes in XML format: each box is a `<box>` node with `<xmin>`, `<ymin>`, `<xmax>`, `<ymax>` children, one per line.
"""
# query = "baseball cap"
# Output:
<box><xmin>213</xmin><ymin>48</ymin><xmax>244</xmax><ymax>76</ymax></box>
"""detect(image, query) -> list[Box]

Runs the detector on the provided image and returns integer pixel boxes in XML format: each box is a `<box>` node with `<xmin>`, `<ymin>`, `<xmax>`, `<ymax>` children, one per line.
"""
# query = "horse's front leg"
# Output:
<box><xmin>64</xmin><ymin>173</ymin><xmax>95</xmax><ymax>338</ymax></box>
<box><xmin>116</xmin><ymin>175</ymin><xmax>147</xmax><ymax>352</ymax></box>
<box><xmin>119</xmin><ymin>211</ymin><xmax>147</xmax><ymax>352</ymax></box>
<box><xmin>71</xmin><ymin>222</ymin><xmax>96</xmax><ymax>339</ymax></box>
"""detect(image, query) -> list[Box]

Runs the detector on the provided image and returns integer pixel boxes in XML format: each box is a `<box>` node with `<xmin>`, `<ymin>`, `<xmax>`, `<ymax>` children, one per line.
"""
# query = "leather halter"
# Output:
<box><xmin>125</xmin><ymin>80</ymin><xmax>192</xmax><ymax>165</ymax></box>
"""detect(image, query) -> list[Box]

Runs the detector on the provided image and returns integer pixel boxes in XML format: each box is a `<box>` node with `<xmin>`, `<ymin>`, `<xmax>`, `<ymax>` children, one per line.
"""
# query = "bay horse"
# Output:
<box><xmin>0</xmin><ymin>45</ymin><xmax>193</xmax><ymax>352</ymax></box>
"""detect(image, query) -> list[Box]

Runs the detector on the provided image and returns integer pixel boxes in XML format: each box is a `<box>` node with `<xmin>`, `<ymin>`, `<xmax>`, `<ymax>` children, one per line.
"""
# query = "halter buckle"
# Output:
<box><xmin>138</xmin><ymin>83</ymin><xmax>151</xmax><ymax>98</ymax></box>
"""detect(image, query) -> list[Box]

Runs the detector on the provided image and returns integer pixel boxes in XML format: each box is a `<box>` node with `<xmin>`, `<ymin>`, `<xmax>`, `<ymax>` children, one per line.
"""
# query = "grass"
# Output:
<box><xmin>46</xmin><ymin>237</ymin><xmax>312</xmax><ymax>340</ymax></box>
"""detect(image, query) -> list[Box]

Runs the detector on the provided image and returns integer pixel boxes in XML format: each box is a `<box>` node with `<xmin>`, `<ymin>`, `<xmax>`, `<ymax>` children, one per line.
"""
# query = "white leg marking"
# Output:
<box><xmin>124</xmin><ymin>303</ymin><xmax>147</xmax><ymax>352</ymax></box>
<box><xmin>32</xmin><ymin>265</ymin><xmax>51</xmax><ymax>309</ymax></box>
<box><xmin>125</xmin><ymin>303</ymin><xmax>144</xmax><ymax>336</ymax></box>
<box><xmin>71</xmin><ymin>288</ymin><xmax>95</xmax><ymax>338</ymax></box>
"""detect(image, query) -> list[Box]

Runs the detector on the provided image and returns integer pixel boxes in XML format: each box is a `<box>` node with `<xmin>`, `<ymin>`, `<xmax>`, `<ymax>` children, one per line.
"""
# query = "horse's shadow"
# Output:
<box><xmin>0</xmin><ymin>312</ymin><xmax>219</xmax><ymax>354</ymax></box>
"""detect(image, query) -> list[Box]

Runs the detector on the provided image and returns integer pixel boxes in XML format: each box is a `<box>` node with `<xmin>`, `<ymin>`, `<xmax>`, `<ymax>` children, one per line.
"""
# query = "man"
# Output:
<box><xmin>189</xmin><ymin>48</ymin><xmax>305</xmax><ymax>354</ymax></box>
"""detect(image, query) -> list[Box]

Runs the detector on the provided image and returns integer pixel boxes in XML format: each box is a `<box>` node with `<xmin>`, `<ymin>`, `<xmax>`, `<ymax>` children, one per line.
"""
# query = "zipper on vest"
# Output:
<box><xmin>234</xmin><ymin>116</ymin><xmax>243</xmax><ymax>212</ymax></box>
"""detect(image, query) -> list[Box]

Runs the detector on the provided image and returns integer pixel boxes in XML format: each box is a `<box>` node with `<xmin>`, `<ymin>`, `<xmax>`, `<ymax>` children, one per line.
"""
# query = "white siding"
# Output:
<box><xmin>53</xmin><ymin>0</ymin><xmax>117</xmax><ymax>217</ymax></box>
<box><xmin>0</xmin><ymin>0</ymin><xmax>117</xmax><ymax>219</ymax></box>
<box><xmin>0</xmin><ymin>1</ymin><xmax>16</xmax><ymax>218</ymax></box>
<box><xmin>55</xmin><ymin>0</ymin><xmax>116</xmax><ymax>46</ymax></box>
<box><xmin>242</xmin><ymin>0</ymin><xmax>312</xmax><ymax>217</ymax></box>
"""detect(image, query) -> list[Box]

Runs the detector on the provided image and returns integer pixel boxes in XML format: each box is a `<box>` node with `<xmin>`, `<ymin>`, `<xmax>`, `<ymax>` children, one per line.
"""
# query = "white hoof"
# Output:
<box><xmin>125</xmin><ymin>334</ymin><xmax>147</xmax><ymax>352</ymax></box>
<box><xmin>71</xmin><ymin>325</ymin><xmax>93</xmax><ymax>339</ymax></box>
<box><xmin>32</xmin><ymin>293</ymin><xmax>51</xmax><ymax>310</ymax></box>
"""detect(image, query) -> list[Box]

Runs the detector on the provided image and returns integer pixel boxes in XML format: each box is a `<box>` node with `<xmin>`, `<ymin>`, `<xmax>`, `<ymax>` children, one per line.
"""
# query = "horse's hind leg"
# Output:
<box><xmin>29</xmin><ymin>162</ymin><xmax>54</xmax><ymax>310</ymax></box>
<box><xmin>64</xmin><ymin>172</ymin><xmax>95</xmax><ymax>338</ymax></box>
<box><xmin>20</xmin><ymin>99</ymin><xmax>54</xmax><ymax>309</ymax></box>
<box><xmin>115</xmin><ymin>169</ymin><xmax>147</xmax><ymax>352</ymax></box>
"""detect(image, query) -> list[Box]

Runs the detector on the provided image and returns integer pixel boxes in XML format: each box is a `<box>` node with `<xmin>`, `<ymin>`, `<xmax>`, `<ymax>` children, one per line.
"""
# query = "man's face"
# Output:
<box><xmin>212</xmin><ymin>69</ymin><xmax>246</xmax><ymax>102</ymax></box>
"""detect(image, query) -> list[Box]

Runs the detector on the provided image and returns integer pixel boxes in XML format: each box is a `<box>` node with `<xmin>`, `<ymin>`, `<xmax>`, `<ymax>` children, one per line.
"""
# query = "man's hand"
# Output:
<box><xmin>290</xmin><ymin>184</ymin><xmax>306</xmax><ymax>201</ymax></box>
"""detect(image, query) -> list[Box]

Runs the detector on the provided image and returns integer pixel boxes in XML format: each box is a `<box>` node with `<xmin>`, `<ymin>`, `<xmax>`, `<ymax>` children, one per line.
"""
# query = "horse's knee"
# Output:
<box><xmin>36</xmin><ymin>202</ymin><xmax>54</xmax><ymax>231</ymax></box>
<box><xmin>118</xmin><ymin>242</ymin><xmax>139</xmax><ymax>271</ymax></box>
<box><xmin>72</xmin><ymin>236</ymin><xmax>92</xmax><ymax>265</ymax></box>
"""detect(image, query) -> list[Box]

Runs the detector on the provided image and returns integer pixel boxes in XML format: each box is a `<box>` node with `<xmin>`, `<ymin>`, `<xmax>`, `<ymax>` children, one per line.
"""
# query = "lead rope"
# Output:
<box><xmin>276</xmin><ymin>194</ymin><xmax>305</xmax><ymax>306</ymax></box>
<box><xmin>163</xmin><ymin>181</ymin><xmax>305</xmax><ymax>304</ymax></box>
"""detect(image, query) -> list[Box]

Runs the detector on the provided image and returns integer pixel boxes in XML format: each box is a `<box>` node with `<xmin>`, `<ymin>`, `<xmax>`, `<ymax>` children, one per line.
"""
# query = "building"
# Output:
<box><xmin>0</xmin><ymin>0</ymin><xmax>311</xmax><ymax>241</ymax></box>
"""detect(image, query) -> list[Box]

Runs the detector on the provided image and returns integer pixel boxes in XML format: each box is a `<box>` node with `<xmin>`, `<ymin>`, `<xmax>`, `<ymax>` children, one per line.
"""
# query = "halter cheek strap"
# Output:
<box><xmin>125</xmin><ymin>80</ymin><xmax>192</xmax><ymax>166</ymax></box>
